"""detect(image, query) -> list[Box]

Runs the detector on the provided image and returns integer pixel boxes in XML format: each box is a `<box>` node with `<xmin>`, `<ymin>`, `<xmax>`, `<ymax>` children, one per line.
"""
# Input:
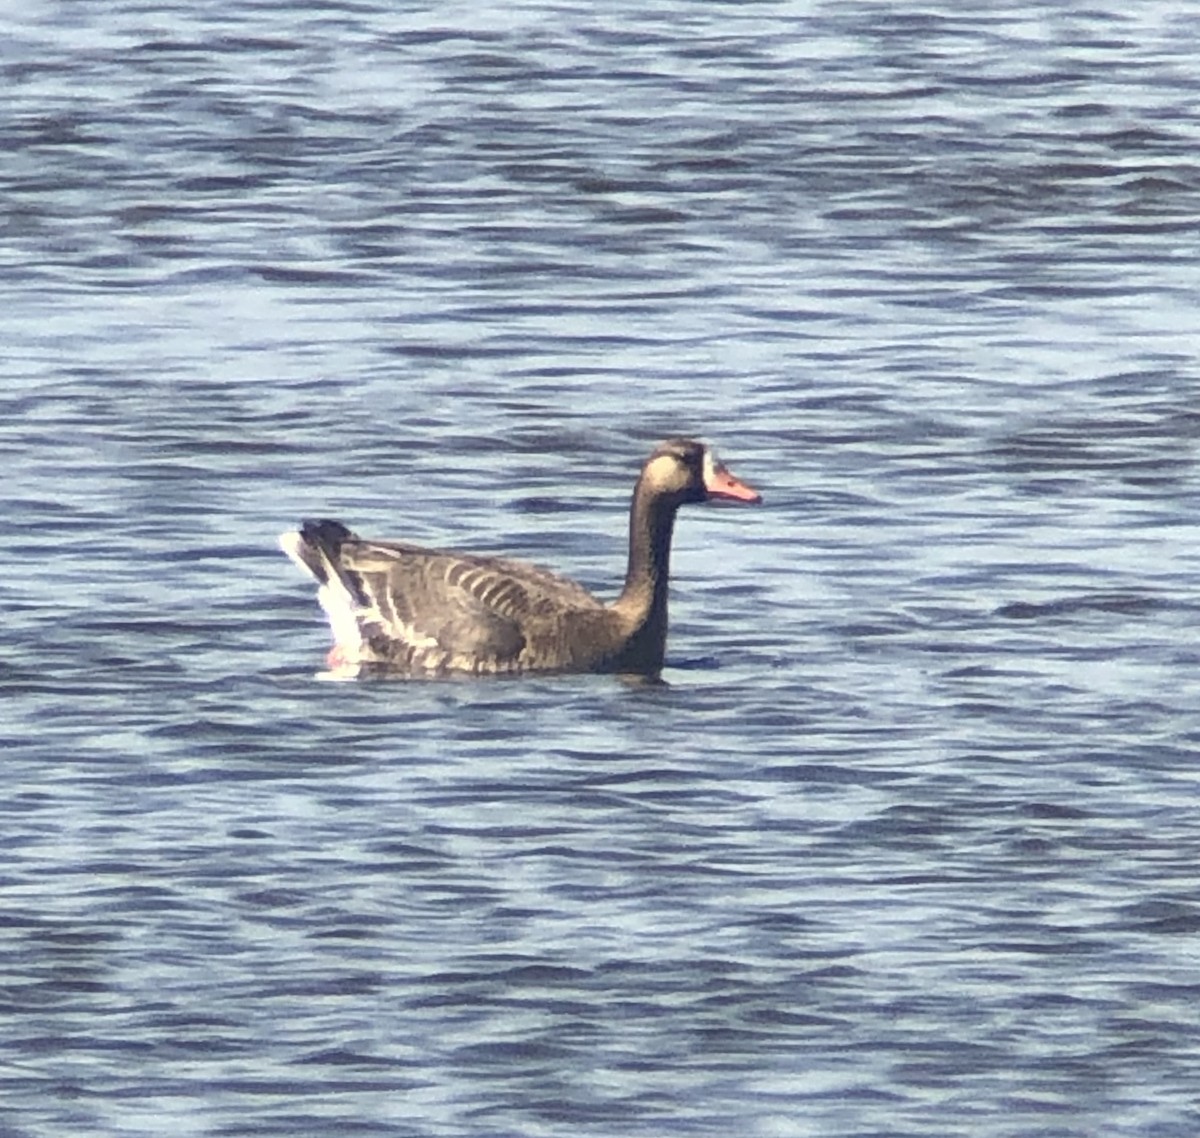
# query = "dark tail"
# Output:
<box><xmin>280</xmin><ymin>518</ymin><xmax>357</xmax><ymax>586</ymax></box>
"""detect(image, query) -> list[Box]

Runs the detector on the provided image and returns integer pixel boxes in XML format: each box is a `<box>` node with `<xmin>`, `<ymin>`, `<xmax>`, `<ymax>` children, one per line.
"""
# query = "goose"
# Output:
<box><xmin>280</xmin><ymin>437</ymin><xmax>760</xmax><ymax>677</ymax></box>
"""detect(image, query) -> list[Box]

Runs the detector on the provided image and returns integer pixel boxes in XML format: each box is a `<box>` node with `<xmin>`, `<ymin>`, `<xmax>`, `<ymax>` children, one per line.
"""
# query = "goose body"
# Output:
<box><xmin>280</xmin><ymin>438</ymin><xmax>760</xmax><ymax>677</ymax></box>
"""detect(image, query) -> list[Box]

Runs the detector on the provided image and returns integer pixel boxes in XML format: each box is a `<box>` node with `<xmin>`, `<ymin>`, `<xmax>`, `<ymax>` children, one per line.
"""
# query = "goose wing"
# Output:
<box><xmin>338</xmin><ymin>535</ymin><xmax>602</xmax><ymax>669</ymax></box>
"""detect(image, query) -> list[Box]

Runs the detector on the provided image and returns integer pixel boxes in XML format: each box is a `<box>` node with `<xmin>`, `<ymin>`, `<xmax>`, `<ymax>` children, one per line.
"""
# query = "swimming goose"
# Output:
<box><xmin>280</xmin><ymin>437</ymin><xmax>760</xmax><ymax>677</ymax></box>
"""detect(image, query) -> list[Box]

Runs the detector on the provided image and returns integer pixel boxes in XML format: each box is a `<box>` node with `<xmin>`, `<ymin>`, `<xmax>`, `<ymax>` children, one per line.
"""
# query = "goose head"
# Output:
<box><xmin>640</xmin><ymin>438</ymin><xmax>762</xmax><ymax>506</ymax></box>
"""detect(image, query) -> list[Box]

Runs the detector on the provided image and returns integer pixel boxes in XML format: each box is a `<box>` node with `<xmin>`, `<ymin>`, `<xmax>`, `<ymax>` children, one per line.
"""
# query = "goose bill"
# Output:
<box><xmin>703</xmin><ymin>450</ymin><xmax>762</xmax><ymax>503</ymax></box>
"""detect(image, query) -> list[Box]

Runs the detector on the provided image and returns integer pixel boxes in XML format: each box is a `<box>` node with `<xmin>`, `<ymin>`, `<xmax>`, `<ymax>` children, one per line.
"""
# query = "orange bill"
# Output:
<box><xmin>703</xmin><ymin>451</ymin><xmax>762</xmax><ymax>503</ymax></box>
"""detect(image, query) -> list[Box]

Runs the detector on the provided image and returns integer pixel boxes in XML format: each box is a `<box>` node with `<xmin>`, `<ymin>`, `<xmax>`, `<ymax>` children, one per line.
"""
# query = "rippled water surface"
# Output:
<box><xmin>4</xmin><ymin>2</ymin><xmax>1200</xmax><ymax>1135</ymax></box>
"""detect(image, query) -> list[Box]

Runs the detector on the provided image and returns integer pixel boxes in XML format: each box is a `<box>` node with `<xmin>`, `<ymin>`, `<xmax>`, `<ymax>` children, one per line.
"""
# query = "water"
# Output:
<box><xmin>3</xmin><ymin>1</ymin><xmax>1200</xmax><ymax>1134</ymax></box>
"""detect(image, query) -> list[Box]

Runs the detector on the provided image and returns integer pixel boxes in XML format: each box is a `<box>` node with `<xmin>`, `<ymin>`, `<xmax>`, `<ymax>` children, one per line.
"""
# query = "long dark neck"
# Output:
<box><xmin>616</xmin><ymin>477</ymin><xmax>679</xmax><ymax>629</ymax></box>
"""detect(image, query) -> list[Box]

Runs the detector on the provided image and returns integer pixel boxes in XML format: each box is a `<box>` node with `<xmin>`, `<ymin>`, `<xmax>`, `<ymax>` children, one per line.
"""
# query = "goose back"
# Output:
<box><xmin>289</xmin><ymin>520</ymin><xmax>616</xmax><ymax>675</ymax></box>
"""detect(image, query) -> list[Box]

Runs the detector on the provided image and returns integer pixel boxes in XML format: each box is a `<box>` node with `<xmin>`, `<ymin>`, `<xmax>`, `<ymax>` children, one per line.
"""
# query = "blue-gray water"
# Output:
<box><xmin>4</xmin><ymin>2</ymin><xmax>1200</xmax><ymax>1135</ymax></box>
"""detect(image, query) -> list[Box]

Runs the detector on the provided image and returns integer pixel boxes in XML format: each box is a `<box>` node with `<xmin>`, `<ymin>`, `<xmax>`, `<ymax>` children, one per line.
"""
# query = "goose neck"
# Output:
<box><xmin>618</xmin><ymin>479</ymin><xmax>679</xmax><ymax>619</ymax></box>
